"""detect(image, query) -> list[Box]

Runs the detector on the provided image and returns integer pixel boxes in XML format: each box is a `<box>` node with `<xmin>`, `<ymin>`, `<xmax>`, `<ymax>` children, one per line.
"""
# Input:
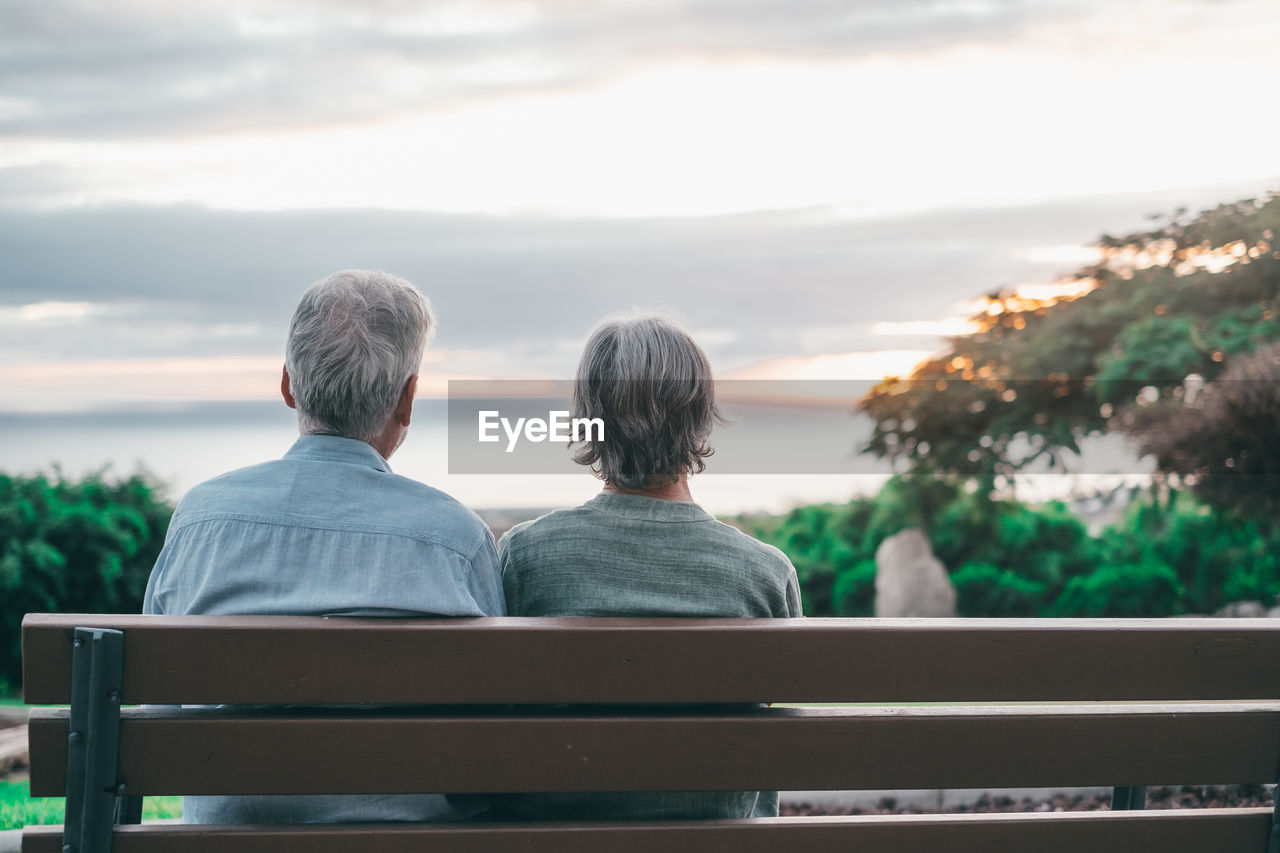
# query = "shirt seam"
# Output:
<box><xmin>283</xmin><ymin>436</ymin><xmax>391</xmax><ymax>472</ymax></box>
<box><xmin>168</xmin><ymin>511</ymin><xmax>483</xmax><ymax>557</ymax></box>
<box><xmin>283</xmin><ymin>452</ymin><xmax>389</xmax><ymax>472</ymax></box>
<box><xmin>580</xmin><ymin>503</ymin><xmax>713</xmax><ymax>524</ymax></box>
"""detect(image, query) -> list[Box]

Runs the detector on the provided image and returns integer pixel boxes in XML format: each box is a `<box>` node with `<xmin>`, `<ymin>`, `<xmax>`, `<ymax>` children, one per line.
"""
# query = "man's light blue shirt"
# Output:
<box><xmin>143</xmin><ymin>434</ymin><xmax>504</xmax><ymax>824</ymax></box>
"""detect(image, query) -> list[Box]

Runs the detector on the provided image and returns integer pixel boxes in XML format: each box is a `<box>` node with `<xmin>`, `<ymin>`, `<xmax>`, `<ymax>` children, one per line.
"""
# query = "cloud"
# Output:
<box><xmin>0</xmin><ymin>300</ymin><xmax>105</xmax><ymax>323</ymax></box>
<box><xmin>2</xmin><ymin>178</ymin><xmax>1270</xmax><ymax>376</ymax></box>
<box><xmin>871</xmin><ymin>318</ymin><xmax>979</xmax><ymax>337</ymax></box>
<box><xmin>0</xmin><ymin>0</ymin><xmax>1099</xmax><ymax>139</ymax></box>
<box><xmin>6</xmin><ymin>0</ymin><xmax>1278</xmax><ymax>219</ymax></box>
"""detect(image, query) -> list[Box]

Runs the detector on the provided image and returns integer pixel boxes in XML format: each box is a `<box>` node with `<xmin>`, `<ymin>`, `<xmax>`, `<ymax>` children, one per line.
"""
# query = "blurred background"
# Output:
<box><xmin>5</xmin><ymin>2</ymin><xmax>1280</xmax><ymax>828</ymax></box>
<box><xmin>3</xmin><ymin>0</ymin><xmax>1278</xmax><ymax>505</ymax></box>
<box><xmin>3</xmin><ymin>0</ymin><xmax>1280</xmax><ymax>688</ymax></box>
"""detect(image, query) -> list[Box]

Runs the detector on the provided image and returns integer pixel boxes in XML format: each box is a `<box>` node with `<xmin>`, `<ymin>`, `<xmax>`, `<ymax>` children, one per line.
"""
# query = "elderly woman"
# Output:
<box><xmin>496</xmin><ymin>313</ymin><xmax>802</xmax><ymax>821</ymax></box>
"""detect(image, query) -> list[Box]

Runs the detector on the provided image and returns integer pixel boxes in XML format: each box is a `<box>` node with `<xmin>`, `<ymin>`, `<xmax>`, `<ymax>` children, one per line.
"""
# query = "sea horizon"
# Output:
<box><xmin>0</xmin><ymin>397</ymin><xmax>1150</xmax><ymax>519</ymax></box>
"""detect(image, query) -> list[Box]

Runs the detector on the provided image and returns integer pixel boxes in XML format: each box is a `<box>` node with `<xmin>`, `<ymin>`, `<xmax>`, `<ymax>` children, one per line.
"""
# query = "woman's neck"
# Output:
<box><xmin>603</xmin><ymin>475</ymin><xmax>693</xmax><ymax>502</ymax></box>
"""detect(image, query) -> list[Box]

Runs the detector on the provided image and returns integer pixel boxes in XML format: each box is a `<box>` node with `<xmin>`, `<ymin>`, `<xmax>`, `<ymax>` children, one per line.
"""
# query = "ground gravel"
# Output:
<box><xmin>781</xmin><ymin>785</ymin><xmax>1275</xmax><ymax>816</ymax></box>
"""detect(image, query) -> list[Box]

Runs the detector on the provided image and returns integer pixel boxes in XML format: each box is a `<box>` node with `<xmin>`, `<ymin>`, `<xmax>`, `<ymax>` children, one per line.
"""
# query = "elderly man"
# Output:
<box><xmin>143</xmin><ymin>269</ymin><xmax>503</xmax><ymax>824</ymax></box>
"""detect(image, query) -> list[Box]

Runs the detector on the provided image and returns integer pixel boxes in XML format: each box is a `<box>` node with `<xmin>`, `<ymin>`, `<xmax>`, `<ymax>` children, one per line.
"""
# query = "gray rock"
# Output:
<box><xmin>875</xmin><ymin>529</ymin><xmax>956</xmax><ymax>618</ymax></box>
<box><xmin>0</xmin><ymin>725</ymin><xmax>26</xmax><ymax>775</ymax></box>
<box><xmin>1213</xmin><ymin>600</ymin><xmax>1267</xmax><ymax>618</ymax></box>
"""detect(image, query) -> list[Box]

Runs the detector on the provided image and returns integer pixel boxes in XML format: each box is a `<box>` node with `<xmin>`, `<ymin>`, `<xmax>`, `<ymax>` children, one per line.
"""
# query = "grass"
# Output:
<box><xmin>1</xmin><ymin>693</ymin><xmax>180</xmax><ymax>831</ymax></box>
<box><xmin>0</xmin><ymin>776</ymin><xmax>182</xmax><ymax>831</ymax></box>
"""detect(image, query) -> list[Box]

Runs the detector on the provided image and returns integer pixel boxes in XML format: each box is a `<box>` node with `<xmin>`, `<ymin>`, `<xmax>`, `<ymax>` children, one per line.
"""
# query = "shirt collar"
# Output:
<box><xmin>583</xmin><ymin>491</ymin><xmax>713</xmax><ymax>523</ymax></box>
<box><xmin>283</xmin><ymin>434</ymin><xmax>393</xmax><ymax>473</ymax></box>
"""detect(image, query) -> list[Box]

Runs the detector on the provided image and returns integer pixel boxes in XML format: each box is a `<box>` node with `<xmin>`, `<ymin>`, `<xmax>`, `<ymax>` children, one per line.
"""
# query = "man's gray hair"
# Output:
<box><xmin>285</xmin><ymin>270</ymin><xmax>434</xmax><ymax>443</ymax></box>
<box><xmin>570</xmin><ymin>313</ymin><xmax>722</xmax><ymax>489</ymax></box>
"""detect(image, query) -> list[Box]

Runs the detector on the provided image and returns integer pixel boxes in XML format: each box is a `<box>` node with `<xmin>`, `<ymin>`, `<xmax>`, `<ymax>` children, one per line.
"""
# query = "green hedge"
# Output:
<box><xmin>733</xmin><ymin>478</ymin><xmax>1280</xmax><ymax>618</ymax></box>
<box><xmin>1053</xmin><ymin>560</ymin><xmax>1184</xmax><ymax>617</ymax></box>
<box><xmin>0</xmin><ymin>471</ymin><xmax>171</xmax><ymax>693</ymax></box>
<box><xmin>952</xmin><ymin>563</ymin><xmax>1047</xmax><ymax>617</ymax></box>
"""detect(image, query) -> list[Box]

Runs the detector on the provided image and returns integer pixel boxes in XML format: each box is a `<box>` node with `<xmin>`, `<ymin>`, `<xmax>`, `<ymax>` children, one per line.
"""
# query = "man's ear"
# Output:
<box><xmin>395</xmin><ymin>374</ymin><xmax>418</xmax><ymax>427</ymax></box>
<box><xmin>281</xmin><ymin>365</ymin><xmax>297</xmax><ymax>409</ymax></box>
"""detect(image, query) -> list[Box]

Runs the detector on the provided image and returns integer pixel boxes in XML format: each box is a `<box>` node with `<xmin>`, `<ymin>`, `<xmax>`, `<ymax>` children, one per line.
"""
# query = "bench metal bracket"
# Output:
<box><xmin>1109</xmin><ymin>785</ymin><xmax>1147</xmax><ymax>810</ymax></box>
<box><xmin>63</xmin><ymin>627</ymin><xmax>136</xmax><ymax>853</ymax></box>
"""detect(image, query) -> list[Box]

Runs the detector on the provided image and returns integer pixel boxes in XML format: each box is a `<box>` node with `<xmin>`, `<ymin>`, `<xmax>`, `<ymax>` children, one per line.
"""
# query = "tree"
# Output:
<box><xmin>859</xmin><ymin>192</ymin><xmax>1280</xmax><ymax>516</ymax></box>
<box><xmin>1130</xmin><ymin>341</ymin><xmax>1280</xmax><ymax>520</ymax></box>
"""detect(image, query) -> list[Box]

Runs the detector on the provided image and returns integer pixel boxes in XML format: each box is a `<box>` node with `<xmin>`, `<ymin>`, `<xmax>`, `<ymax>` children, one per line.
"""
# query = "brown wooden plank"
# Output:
<box><xmin>27</xmin><ymin>704</ymin><xmax>1280</xmax><ymax>797</ymax></box>
<box><xmin>21</xmin><ymin>614</ymin><xmax>1280</xmax><ymax>705</ymax></box>
<box><xmin>20</xmin><ymin>809</ymin><xmax>1276</xmax><ymax>853</ymax></box>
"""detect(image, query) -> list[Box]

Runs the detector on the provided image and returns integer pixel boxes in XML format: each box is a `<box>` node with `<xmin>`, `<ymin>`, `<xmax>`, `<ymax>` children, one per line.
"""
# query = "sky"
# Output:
<box><xmin>3</xmin><ymin>0</ymin><xmax>1280</xmax><ymax>413</ymax></box>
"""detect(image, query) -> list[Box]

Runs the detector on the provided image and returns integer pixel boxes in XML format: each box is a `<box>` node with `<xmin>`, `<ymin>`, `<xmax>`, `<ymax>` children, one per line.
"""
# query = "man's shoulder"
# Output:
<box><xmin>172</xmin><ymin>459</ymin><xmax>491</xmax><ymax>557</ymax></box>
<box><xmin>380</xmin><ymin>474</ymin><xmax>492</xmax><ymax>538</ymax></box>
<box><xmin>172</xmin><ymin>459</ymin><xmax>286</xmax><ymax>512</ymax></box>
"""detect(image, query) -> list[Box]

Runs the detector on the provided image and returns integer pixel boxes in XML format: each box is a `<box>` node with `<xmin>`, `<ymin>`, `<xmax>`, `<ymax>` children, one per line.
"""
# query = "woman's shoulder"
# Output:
<box><xmin>702</xmin><ymin>520</ymin><xmax>802</xmax><ymax>617</ymax></box>
<box><xmin>497</xmin><ymin>504</ymin><xmax>596</xmax><ymax>556</ymax></box>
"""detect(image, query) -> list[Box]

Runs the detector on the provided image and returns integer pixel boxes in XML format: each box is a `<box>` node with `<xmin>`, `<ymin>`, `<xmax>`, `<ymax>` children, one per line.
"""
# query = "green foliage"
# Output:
<box><xmin>0</xmin><ymin>777</ymin><xmax>181</xmax><ymax>830</ymax></box>
<box><xmin>738</xmin><ymin>481</ymin><xmax>1276</xmax><ymax>619</ymax></box>
<box><xmin>1096</xmin><ymin>490</ymin><xmax>1280</xmax><ymax>614</ymax></box>
<box><xmin>831</xmin><ymin>560</ymin><xmax>877</xmax><ymax>616</ymax></box>
<box><xmin>739</xmin><ymin>477</ymin><xmax>1092</xmax><ymax>617</ymax></box>
<box><xmin>0</xmin><ymin>470</ymin><xmax>172</xmax><ymax>691</ymax></box>
<box><xmin>1095</xmin><ymin>316</ymin><xmax>1203</xmax><ymax>399</ymax></box>
<box><xmin>930</xmin><ymin>491</ymin><xmax>1096</xmax><ymax>593</ymax></box>
<box><xmin>1052</xmin><ymin>560</ymin><xmax>1183</xmax><ymax>617</ymax></box>
<box><xmin>952</xmin><ymin>563</ymin><xmax>1047</xmax><ymax>617</ymax></box>
<box><xmin>859</xmin><ymin>191</ymin><xmax>1280</xmax><ymax>517</ymax></box>
<box><xmin>734</xmin><ymin>500</ymin><xmax>894</xmax><ymax>616</ymax></box>
<box><xmin>0</xmin><ymin>777</ymin><xmax>65</xmax><ymax>830</ymax></box>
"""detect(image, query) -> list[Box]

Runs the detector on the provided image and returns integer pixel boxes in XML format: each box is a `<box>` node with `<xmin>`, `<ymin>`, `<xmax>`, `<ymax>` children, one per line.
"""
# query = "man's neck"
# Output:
<box><xmin>368</xmin><ymin>422</ymin><xmax>406</xmax><ymax>461</ymax></box>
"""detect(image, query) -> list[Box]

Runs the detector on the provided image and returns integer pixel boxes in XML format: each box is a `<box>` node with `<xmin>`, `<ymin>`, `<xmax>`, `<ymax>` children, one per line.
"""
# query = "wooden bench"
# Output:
<box><xmin>19</xmin><ymin>614</ymin><xmax>1280</xmax><ymax>853</ymax></box>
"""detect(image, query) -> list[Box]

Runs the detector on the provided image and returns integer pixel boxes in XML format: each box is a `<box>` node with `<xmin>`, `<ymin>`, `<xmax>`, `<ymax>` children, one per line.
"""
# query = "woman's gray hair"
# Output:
<box><xmin>570</xmin><ymin>313</ymin><xmax>722</xmax><ymax>489</ymax></box>
<box><xmin>285</xmin><ymin>270</ymin><xmax>434</xmax><ymax>443</ymax></box>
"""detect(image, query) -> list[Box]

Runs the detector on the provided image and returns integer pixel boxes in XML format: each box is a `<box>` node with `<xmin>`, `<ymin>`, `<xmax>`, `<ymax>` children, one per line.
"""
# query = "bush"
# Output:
<box><xmin>831</xmin><ymin>560</ymin><xmax>877</xmax><ymax>617</ymax></box>
<box><xmin>740</xmin><ymin>503</ymin><xmax>864</xmax><ymax>616</ymax></box>
<box><xmin>952</xmin><ymin>563</ymin><xmax>1048</xmax><ymax>617</ymax></box>
<box><xmin>738</xmin><ymin>479</ymin><xmax>1273</xmax><ymax>619</ymax></box>
<box><xmin>0</xmin><ymin>470</ymin><xmax>172</xmax><ymax>692</ymax></box>
<box><xmin>932</xmin><ymin>494</ymin><xmax>1097</xmax><ymax>593</ymax></box>
<box><xmin>743</xmin><ymin>477</ymin><xmax>1099</xmax><ymax>616</ymax></box>
<box><xmin>1053</xmin><ymin>559</ymin><xmax>1183</xmax><ymax>617</ymax></box>
<box><xmin>1099</xmin><ymin>490</ymin><xmax>1280</xmax><ymax>613</ymax></box>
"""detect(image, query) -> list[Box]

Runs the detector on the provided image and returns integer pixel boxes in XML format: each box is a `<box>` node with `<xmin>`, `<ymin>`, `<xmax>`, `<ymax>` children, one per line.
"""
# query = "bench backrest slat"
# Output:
<box><xmin>27</xmin><ymin>704</ymin><xmax>1280</xmax><ymax>797</ymax></box>
<box><xmin>21</xmin><ymin>614</ymin><xmax>1280</xmax><ymax>853</ymax></box>
<box><xmin>21</xmin><ymin>614</ymin><xmax>1280</xmax><ymax>704</ymax></box>
<box><xmin>18</xmin><ymin>809</ymin><xmax>1276</xmax><ymax>853</ymax></box>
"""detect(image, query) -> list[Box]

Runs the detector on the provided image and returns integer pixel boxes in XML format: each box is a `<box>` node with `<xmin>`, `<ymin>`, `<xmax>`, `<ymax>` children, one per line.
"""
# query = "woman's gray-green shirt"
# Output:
<box><xmin>495</xmin><ymin>491</ymin><xmax>802</xmax><ymax>821</ymax></box>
